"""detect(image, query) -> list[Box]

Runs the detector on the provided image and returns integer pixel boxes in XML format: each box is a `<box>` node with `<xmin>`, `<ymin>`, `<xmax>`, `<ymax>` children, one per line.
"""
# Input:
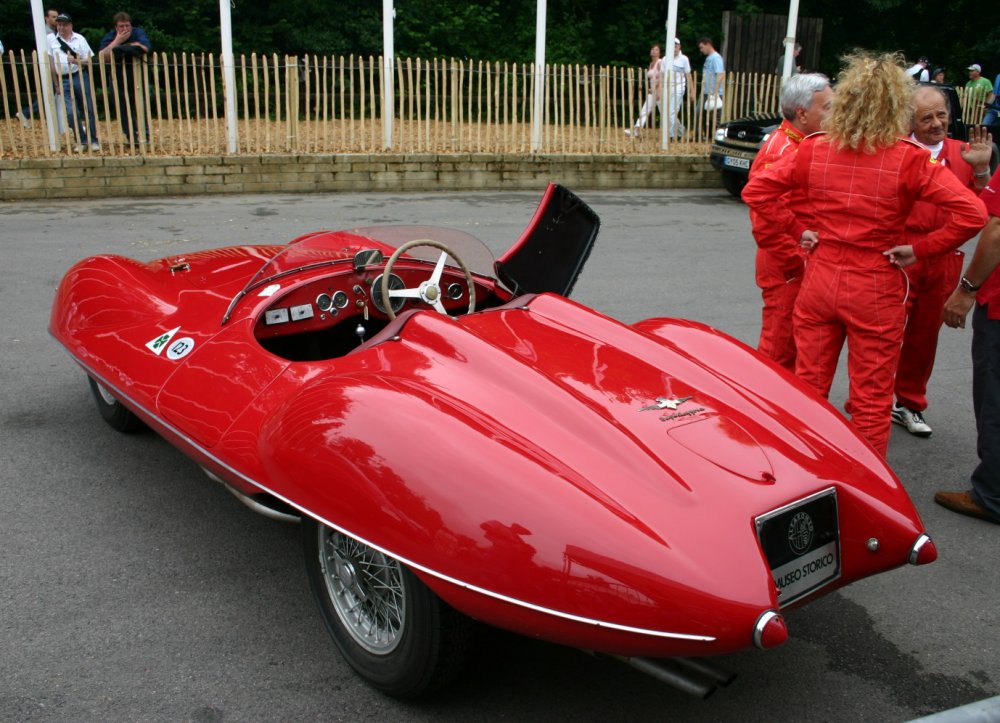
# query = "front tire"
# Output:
<box><xmin>87</xmin><ymin>377</ymin><xmax>144</xmax><ymax>433</ymax></box>
<box><xmin>722</xmin><ymin>170</ymin><xmax>747</xmax><ymax>199</ymax></box>
<box><xmin>302</xmin><ymin>518</ymin><xmax>471</xmax><ymax>698</ymax></box>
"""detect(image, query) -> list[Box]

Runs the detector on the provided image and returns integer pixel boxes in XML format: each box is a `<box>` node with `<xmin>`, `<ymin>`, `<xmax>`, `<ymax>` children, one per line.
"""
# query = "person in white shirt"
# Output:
<box><xmin>668</xmin><ymin>38</ymin><xmax>693</xmax><ymax>139</ymax></box>
<box><xmin>906</xmin><ymin>56</ymin><xmax>930</xmax><ymax>82</ymax></box>
<box><xmin>49</xmin><ymin>13</ymin><xmax>100</xmax><ymax>151</ymax></box>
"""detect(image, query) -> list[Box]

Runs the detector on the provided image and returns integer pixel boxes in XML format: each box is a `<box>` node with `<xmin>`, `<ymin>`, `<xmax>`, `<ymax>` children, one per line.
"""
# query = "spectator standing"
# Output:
<box><xmin>747</xmin><ymin>73</ymin><xmax>832</xmax><ymax>370</ymax></box>
<box><xmin>983</xmin><ymin>73</ymin><xmax>1000</xmax><ymax>125</ymax></box>
<box><xmin>742</xmin><ymin>51</ymin><xmax>987</xmax><ymax>457</ymax></box>
<box><xmin>627</xmin><ymin>43</ymin><xmax>665</xmax><ymax>136</ymax></box>
<box><xmin>698</xmin><ymin>37</ymin><xmax>725</xmax><ymax>116</ymax></box>
<box><xmin>49</xmin><ymin>13</ymin><xmax>99</xmax><ymax>152</ymax></box>
<box><xmin>667</xmin><ymin>38</ymin><xmax>693</xmax><ymax>140</ymax></box>
<box><xmin>906</xmin><ymin>56</ymin><xmax>931</xmax><ymax>82</ymax></box>
<box><xmin>937</xmin><ymin>169</ymin><xmax>1000</xmax><ymax>524</ymax></box>
<box><xmin>776</xmin><ymin>43</ymin><xmax>802</xmax><ymax>76</ymax></box>
<box><xmin>931</xmin><ymin>68</ymin><xmax>946</xmax><ymax>84</ymax></box>
<box><xmin>99</xmin><ymin>12</ymin><xmax>151</xmax><ymax>145</ymax></box>
<box><xmin>966</xmin><ymin>64</ymin><xmax>993</xmax><ymax>107</ymax></box>
<box><xmin>892</xmin><ymin>85</ymin><xmax>994</xmax><ymax>437</ymax></box>
<box><xmin>16</xmin><ymin>8</ymin><xmax>59</xmax><ymax>128</ymax></box>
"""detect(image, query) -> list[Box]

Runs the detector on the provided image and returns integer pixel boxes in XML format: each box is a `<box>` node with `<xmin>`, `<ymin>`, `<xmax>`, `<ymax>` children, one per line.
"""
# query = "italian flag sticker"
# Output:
<box><xmin>146</xmin><ymin>326</ymin><xmax>181</xmax><ymax>355</ymax></box>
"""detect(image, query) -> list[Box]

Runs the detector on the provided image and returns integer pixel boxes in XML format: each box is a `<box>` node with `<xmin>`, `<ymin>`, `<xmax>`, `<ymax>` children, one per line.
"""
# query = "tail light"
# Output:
<box><xmin>753</xmin><ymin>610</ymin><xmax>788</xmax><ymax>649</ymax></box>
<box><xmin>908</xmin><ymin>534</ymin><xmax>938</xmax><ymax>565</ymax></box>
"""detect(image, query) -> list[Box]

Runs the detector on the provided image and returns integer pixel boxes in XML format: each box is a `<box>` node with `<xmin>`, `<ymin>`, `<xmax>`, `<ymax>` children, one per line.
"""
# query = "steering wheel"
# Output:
<box><xmin>381</xmin><ymin>240</ymin><xmax>476</xmax><ymax>320</ymax></box>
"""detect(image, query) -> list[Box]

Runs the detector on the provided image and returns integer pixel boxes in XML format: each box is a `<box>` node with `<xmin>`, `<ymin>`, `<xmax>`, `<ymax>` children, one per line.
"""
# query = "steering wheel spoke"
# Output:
<box><xmin>429</xmin><ymin>251</ymin><xmax>449</xmax><ymax>285</ymax></box>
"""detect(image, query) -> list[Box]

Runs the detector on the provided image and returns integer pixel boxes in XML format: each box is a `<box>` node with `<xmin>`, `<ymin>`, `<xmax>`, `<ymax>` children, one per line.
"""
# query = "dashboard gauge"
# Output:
<box><xmin>332</xmin><ymin>290</ymin><xmax>349</xmax><ymax>309</ymax></box>
<box><xmin>447</xmin><ymin>283</ymin><xmax>465</xmax><ymax>300</ymax></box>
<box><xmin>371</xmin><ymin>274</ymin><xmax>406</xmax><ymax>314</ymax></box>
<box><xmin>316</xmin><ymin>293</ymin><xmax>334</xmax><ymax>312</ymax></box>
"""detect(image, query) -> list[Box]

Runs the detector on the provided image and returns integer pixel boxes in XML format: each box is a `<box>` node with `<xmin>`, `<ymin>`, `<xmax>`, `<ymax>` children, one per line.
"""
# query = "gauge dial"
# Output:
<box><xmin>316</xmin><ymin>293</ymin><xmax>333</xmax><ymax>312</ymax></box>
<box><xmin>371</xmin><ymin>274</ymin><xmax>406</xmax><ymax>314</ymax></box>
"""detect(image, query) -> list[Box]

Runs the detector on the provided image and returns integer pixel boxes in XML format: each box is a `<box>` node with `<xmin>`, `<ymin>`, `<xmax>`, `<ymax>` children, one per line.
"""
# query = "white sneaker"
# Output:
<box><xmin>72</xmin><ymin>144</ymin><xmax>85</xmax><ymax>153</ymax></box>
<box><xmin>891</xmin><ymin>403</ymin><xmax>932</xmax><ymax>437</ymax></box>
<box><xmin>16</xmin><ymin>112</ymin><xmax>30</xmax><ymax>128</ymax></box>
<box><xmin>624</xmin><ymin>129</ymin><xmax>633</xmax><ymax>137</ymax></box>
<box><xmin>90</xmin><ymin>143</ymin><xmax>101</xmax><ymax>151</ymax></box>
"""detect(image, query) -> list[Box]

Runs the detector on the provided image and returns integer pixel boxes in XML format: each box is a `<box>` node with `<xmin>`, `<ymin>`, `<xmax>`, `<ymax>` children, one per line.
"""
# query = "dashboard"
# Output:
<box><xmin>253</xmin><ymin>262</ymin><xmax>480</xmax><ymax>341</ymax></box>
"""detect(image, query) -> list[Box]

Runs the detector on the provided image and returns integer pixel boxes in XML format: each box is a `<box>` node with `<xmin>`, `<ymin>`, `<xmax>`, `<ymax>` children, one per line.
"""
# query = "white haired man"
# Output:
<box><xmin>746</xmin><ymin>73</ymin><xmax>833</xmax><ymax>370</ymax></box>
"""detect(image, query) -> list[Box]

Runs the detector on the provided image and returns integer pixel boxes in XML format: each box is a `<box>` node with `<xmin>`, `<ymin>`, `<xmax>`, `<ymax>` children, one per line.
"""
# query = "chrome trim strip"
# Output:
<box><xmin>61</xmin><ymin>347</ymin><xmax>715</xmax><ymax>644</ymax></box>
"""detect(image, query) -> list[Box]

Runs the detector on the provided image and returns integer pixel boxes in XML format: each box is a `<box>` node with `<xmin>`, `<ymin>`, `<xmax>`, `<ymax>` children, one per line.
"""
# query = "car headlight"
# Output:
<box><xmin>714</xmin><ymin>127</ymin><xmax>727</xmax><ymax>142</ymax></box>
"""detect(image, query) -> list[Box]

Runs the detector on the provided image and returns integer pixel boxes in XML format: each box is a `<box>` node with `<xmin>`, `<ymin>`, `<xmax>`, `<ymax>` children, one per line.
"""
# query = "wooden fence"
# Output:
<box><xmin>1</xmin><ymin>50</ymin><xmax>992</xmax><ymax>159</ymax></box>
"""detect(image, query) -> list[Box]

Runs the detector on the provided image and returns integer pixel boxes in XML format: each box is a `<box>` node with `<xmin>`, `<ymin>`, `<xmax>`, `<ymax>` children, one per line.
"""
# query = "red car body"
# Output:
<box><xmin>50</xmin><ymin>185</ymin><xmax>935</xmax><ymax>697</ymax></box>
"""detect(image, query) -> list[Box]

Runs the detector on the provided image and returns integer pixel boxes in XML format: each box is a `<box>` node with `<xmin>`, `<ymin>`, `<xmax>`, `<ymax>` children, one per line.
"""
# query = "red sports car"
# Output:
<box><xmin>50</xmin><ymin>184</ymin><xmax>936</xmax><ymax>699</ymax></box>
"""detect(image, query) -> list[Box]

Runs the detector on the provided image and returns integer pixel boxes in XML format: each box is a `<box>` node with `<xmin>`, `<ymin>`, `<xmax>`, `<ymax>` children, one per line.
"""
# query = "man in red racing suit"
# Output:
<box><xmin>937</xmin><ymin>169</ymin><xmax>1000</xmax><ymax>523</ymax></box>
<box><xmin>748</xmin><ymin>73</ymin><xmax>833</xmax><ymax>370</ymax></box>
<box><xmin>743</xmin><ymin>53</ymin><xmax>988</xmax><ymax>457</ymax></box>
<box><xmin>892</xmin><ymin>85</ymin><xmax>994</xmax><ymax>437</ymax></box>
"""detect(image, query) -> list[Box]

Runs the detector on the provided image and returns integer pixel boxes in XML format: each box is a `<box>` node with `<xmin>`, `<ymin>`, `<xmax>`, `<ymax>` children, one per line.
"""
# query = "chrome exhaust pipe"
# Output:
<box><xmin>594</xmin><ymin>653</ymin><xmax>731</xmax><ymax>699</ymax></box>
<box><xmin>671</xmin><ymin>657</ymin><xmax>737</xmax><ymax>687</ymax></box>
<box><xmin>201</xmin><ymin>467</ymin><xmax>301</xmax><ymax>523</ymax></box>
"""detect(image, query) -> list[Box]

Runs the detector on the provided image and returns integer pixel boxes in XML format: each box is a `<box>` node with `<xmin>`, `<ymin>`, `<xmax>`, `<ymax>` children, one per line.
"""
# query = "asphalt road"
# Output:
<box><xmin>2</xmin><ymin>189</ymin><xmax>997</xmax><ymax>722</ymax></box>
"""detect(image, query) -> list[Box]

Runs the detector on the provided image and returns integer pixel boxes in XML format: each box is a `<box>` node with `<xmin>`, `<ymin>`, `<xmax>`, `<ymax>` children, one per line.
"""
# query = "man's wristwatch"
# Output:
<box><xmin>959</xmin><ymin>275</ymin><xmax>981</xmax><ymax>293</ymax></box>
<box><xmin>974</xmin><ymin>169</ymin><xmax>991</xmax><ymax>179</ymax></box>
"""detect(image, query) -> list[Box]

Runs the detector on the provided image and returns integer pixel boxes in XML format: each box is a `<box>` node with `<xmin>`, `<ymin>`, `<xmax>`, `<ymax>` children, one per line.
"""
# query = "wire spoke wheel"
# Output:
<box><xmin>319</xmin><ymin>528</ymin><xmax>406</xmax><ymax>654</ymax></box>
<box><xmin>302</xmin><ymin>518</ymin><xmax>473</xmax><ymax>698</ymax></box>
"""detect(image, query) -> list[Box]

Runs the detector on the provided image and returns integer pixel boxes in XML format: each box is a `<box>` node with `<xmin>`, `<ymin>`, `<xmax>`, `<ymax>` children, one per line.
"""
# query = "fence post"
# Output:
<box><xmin>219</xmin><ymin>0</ymin><xmax>238</xmax><ymax>153</ymax></box>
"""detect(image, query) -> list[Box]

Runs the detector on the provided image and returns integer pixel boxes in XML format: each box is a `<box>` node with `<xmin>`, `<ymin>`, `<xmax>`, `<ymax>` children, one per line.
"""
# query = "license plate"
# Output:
<box><xmin>756</xmin><ymin>489</ymin><xmax>840</xmax><ymax>606</ymax></box>
<box><xmin>723</xmin><ymin>156</ymin><xmax>751</xmax><ymax>170</ymax></box>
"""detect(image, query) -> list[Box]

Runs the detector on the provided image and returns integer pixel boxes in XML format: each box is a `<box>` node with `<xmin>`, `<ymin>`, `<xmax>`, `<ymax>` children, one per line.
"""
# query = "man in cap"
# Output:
<box><xmin>967</xmin><ymin>64</ymin><xmax>993</xmax><ymax>105</ymax></box>
<box><xmin>49</xmin><ymin>13</ymin><xmax>100</xmax><ymax>151</ymax></box>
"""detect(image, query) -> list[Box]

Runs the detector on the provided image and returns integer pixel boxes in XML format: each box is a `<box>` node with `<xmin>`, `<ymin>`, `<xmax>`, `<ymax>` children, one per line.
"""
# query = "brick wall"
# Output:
<box><xmin>0</xmin><ymin>153</ymin><xmax>721</xmax><ymax>200</ymax></box>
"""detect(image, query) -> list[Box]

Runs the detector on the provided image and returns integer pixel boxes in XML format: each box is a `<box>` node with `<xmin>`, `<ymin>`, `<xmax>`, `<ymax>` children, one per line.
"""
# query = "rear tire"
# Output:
<box><xmin>302</xmin><ymin>518</ymin><xmax>472</xmax><ymax>698</ymax></box>
<box><xmin>722</xmin><ymin>171</ymin><xmax>747</xmax><ymax>199</ymax></box>
<box><xmin>87</xmin><ymin>377</ymin><xmax>144</xmax><ymax>433</ymax></box>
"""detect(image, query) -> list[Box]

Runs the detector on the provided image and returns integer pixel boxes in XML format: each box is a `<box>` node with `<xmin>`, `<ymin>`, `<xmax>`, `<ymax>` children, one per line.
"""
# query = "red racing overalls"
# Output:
<box><xmin>748</xmin><ymin>119</ymin><xmax>807</xmax><ymax>370</ymax></box>
<box><xmin>743</xmin><ymin>134</ymin><xmax>987</xmax><ymax>456</ymax></box>
<box><xmin>895</xmin><ymin>138</ymin><xmax>976</xmax><ymax>412</ymax></box>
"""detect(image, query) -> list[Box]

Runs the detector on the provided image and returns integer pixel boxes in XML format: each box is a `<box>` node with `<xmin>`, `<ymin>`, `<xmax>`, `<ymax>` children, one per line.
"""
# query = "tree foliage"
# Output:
<box><xmin>1</xmin><ymin>0</ymin><xmax>996</xmax><ymax>81</ymax></box>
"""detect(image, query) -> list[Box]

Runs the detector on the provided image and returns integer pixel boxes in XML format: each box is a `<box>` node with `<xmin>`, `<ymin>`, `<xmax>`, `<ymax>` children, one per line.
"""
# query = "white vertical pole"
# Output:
<box><xmin>383</xmin><ymin>0</ymin><xmax>394</xmax><ymax>149</ymax></box>
<box><xmin>219</xmin><ymin>0</ymin><xmax>238</xmax><ymax>153</ymax></box>
<box><xmin>28</xmin><ymin>0</ymin><xmax>58</xmax><ymax>150</ymax></box>
<box><xmin>781</xmin><ymin>0</ymin><xmax>800</xmax><ymax>80</ymax></box>
<box><xmin>661</xmin><ymin>0</ymin><xmax>679</xmax><ymax>150</ymax></box>
<box><xmin>531</xmin><ymin>0</ymin><xmax>547</xmax><ymax>152</ymax></box>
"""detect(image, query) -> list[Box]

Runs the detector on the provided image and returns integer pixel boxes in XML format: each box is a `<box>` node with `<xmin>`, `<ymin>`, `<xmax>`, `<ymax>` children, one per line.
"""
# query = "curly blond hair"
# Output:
<box><xmin>827</xmin><ymin>50</ymin><xmax>915</xmax><ymax>152</ymax></box>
